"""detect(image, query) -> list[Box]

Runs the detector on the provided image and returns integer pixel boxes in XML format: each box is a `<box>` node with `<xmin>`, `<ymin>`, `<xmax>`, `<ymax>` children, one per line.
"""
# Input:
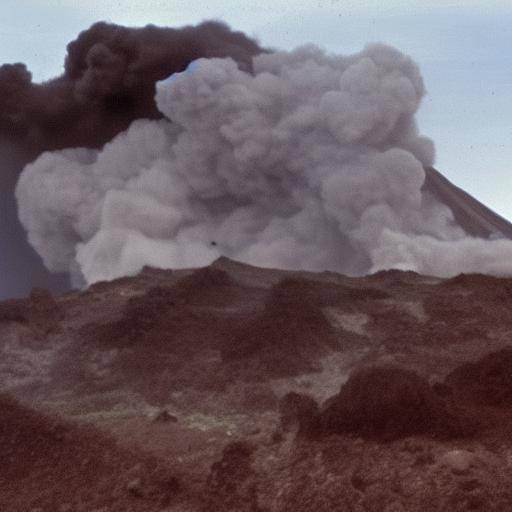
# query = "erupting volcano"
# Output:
<box><xmin>1</xmin><ymin>16</ymin><xmax>512</xmax><ymax>512</ymax></box>
<box><xmin>0</xmin><ymin>20</ymin><xmax>511</xmax><ymax>298</ymax></box>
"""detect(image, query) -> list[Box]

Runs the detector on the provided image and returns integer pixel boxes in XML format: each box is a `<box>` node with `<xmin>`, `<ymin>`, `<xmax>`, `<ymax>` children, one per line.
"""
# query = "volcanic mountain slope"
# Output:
<box><xmin>2</xmin><ymin>258</ymin><xmax>512</xmax><ymax>510</ymax></box>
<box><xmin>0</xmin><ymin>393</ymin><xmax>180</xmax><ymax>511</ymax></box>
<box><xmin>424</xmin><ymin>167</ymin><xmax>512</xmax><ymax>239</ymax></box>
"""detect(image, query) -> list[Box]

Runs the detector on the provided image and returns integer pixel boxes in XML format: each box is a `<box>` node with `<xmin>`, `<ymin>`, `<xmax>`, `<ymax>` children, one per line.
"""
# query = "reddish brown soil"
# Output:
<box><xmin>445</xmin><ymin>348</ymin><xmax>512</xmax><ymax>407</ymax></box>
<box><xmin>0</xmin><ymin>288</ymin><xmax>62</xmax><ymax>341</ymax></box>
<box><xmin>221</xmin><ymin>278</ymin><xmax>340</xmax><ymax>377</ymax></box>
<box><xmin>319</xmin><ymin>366</ymin><xmax>476</xmax><ymax>440</ymax></box>
<box><xmin>2</xmin><ymin>260</ymin><xmax>512</xmax><ymax>510</ymax></box>
<box><xmin>0</xmin><ymin>394</ymin><xmax>178</xmax><ymax>512</ymax></box>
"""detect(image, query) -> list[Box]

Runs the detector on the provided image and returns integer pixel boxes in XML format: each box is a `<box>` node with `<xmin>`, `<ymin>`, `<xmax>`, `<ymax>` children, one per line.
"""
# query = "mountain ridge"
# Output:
<box><xmin>424</xmin><ymin>166</ymin><xmax>512</xmax><ymax>239</ymax></box>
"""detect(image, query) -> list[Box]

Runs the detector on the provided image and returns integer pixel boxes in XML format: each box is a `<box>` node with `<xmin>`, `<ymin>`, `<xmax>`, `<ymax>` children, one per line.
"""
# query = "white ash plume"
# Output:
<box><xmin>16</xmin><ymin>44</ymin><xmax>512</xmax><ymax>284</ymax></box>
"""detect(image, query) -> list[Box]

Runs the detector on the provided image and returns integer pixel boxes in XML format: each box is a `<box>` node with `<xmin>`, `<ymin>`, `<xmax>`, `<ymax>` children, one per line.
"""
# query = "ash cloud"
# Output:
<box><xmin>13</xmin><ymin>30</ymin><xmax>512</xmax><ymax>286</ymax></box>
<box><xmin>0</xmin><ymin>141</ymin><xmax>70</xmax><ymax>298</ymax></box>
<box><xmin>0</xmin><ymin>20</ymin><xmax>262</xmax><ymax>157</ymax></box>
<box><xmin>0</xmin><ymin>20</ymin><xmax>263</xmax><ymax>298</ymax></box>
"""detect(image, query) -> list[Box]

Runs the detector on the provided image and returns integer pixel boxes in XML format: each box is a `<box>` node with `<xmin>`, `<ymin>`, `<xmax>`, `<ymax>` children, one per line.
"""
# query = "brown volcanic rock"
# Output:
<box><xmin>82</xmin><ymin>266</ymin><xmax>243</xmax><ymax>352</ymax></box>
<box><xmin>221</xmin><ymin>277</ymin><xmax>340</xmax><ymax>378</ymax></box>
<box><xmin>445</xmin><ymin>348</ymin><xmax>512</xmax><ymax>408</ymax></box>
<box><xmin>175</xmin><ymin>266</ymin><xmax>237</xmax><ymax>300</ymax></box>
<box><xmin>319</xmin><ymin>367</ymin><xmax>475</xmax><ymax>440</ymax></box>
<box><xmin>4</xmin><ymin>258</ymin><xmax>512</xmax><ymax>510</ymax></box>
<box><xmin>26</xmin><ymin>288</ymin><xmax>64</xmax><ymax>334</ymax></box>
<box><xmin>423</xmin><ymin>167</ymin><xmax>512</xmax><ymax>239</ymax></box>
<box><xmin>265</xmin><ymin>434</ymin><xmax>512</xmax><ymax>512</ymax></box>
<box><xmin>0</xmin><ymin>288</ymin><xmax>63</xmax><ymax>346</ymax></box>
<box><xmin>279</xmin><ymin>391</ymin><xmax>321</xmax><ymax>437</ymax></box>
<box><xmin>53</xmin><ymin>267</ymin><xmax>247</xmax><ymax>401</ymax></box>
<box><xmin>0</xmin><ymin>288</ymin><xmax>62</xmax><ymax>327</ymax></box>
<box><xmin>0</xmin><ymin>299</ymin><xmax>26</xmax><ymax>324</ymax></box>
<box><xmin>260</xmin><ymin>276</ymin><xmax>390</xmax><ymax>306</ymax></box>
<box><xmin>0</xmin><ymin>393</ymin><xmax>178</xmax><ymax>511</ymax></box>
<box><xmin>203</xmin><ymin>441</ymin><xmax>260</xmax><ymax>512</ymax></box>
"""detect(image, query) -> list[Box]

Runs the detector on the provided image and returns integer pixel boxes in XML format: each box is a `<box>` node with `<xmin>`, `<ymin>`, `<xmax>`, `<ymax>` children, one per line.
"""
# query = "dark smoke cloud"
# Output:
<box><xmin>0</xmin><ymin>20</ymin><xmax>263</xmax><ymax>157</ymax></box>
<box><xmin>0</xmin><ymin>20</ymin><xmax>263</xmax><ymax>299</ymax></box>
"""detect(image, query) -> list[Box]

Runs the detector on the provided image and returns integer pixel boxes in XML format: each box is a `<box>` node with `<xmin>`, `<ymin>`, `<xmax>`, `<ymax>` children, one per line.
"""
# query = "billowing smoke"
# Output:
<box><xmin>0</xmin><ymin>20</ymin><xmax>262</xmax><ymax>157</ymax></box>
<box><xmin>0</xmin><ymin>20</ymin><xmax>263</xmax><ymax>298</ymax></box>
<box><xmin>0</xmin><ymin>141</ymin><xmax>70</xmax><ymax>298</ymax></box>
<box><xmin>15</xmin><ymin>43</ymin><xmax>512</xmax><ymax>285</ymax></box>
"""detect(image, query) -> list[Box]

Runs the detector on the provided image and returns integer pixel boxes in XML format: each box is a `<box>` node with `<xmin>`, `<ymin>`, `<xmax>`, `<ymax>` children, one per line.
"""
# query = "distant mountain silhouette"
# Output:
<box><xmin>424</xmin><ymin>167</ymin><xmax>512</xmax><ymax>239</ymax></box>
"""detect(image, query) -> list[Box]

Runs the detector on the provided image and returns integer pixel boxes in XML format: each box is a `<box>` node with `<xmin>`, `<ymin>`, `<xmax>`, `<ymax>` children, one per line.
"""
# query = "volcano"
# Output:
<box><xmin>424</xmin><ymin>167</ymin><xmax>512</xmax><ymax>239</ymax></box>
<box><xmin>6</xmin><ymin>33</ymin><xmax>512</xmax><ymax>288</ymax></box>
<box><xmin>3</xmin><ymin>17</ymin><xmax>512</xmax><ymax>512</ymax></box>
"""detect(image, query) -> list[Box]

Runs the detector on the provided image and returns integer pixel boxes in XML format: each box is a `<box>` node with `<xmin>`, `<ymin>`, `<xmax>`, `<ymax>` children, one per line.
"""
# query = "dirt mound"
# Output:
<box><xmin>368</xmin><ymin>268</ymin><xmax>422</xmax><ymax>286</ymax></box>
<box><xmin>445</xmin><ymin>348</ymin><xmax>512</xmax><ymax>407</ymax></box>
<box><xmin>26</xmin><ymin>288</ymin><xmax>63</xmax><ymax>333</ymax></box>
<box><xmin>60</xmin><ymin>276</ymin><xmax>234</xmax><ymax>400</ymax></box>
<box><xmin>442</xmin><ymin>273</ymin><xmax>506</xmax><ymax>289</ymax></box>
<box><xmin>222</xmin><ymin>279</ymin><xmax>339</xmax><ymax>377</ymax></box>
<box><xmin>81</xmin><ymin>278</ymin><xmax>217</xmax><ymax>350</ymax></box>
<box><xmin>177</xmin><ymin>266</ymin><xmax>234</xmax><ymax>290</ymax></box>
<box><xmin>440</xmin><ymin>274</ymin><xmax>512</xmax><ymax>305</ymax></box>
<box><xmin>269</xmin><ymin>277</ymin><xmax>390</xmax><ymax>306</ymax></box>
<box><xmin>0</xmin><ymin>393</ymin><xmax>178</xmax><ymax>511</ymax></box>
<box><xmin>173</xmin><ymin>266</ymin><xmax>241</xmax><ymax>307</ymax></box>
<box><xmin>342</xmin><ymin>286</ymin><xmax>391</xmax><ymax>301</ymax></box>
<box><xmin>0</xmin><ymin>299</ymin><xmax>26</xmax><ymax>324</ymax></box>
<box><xmin>0</xmin><ymin>288</ymin><xmax>62</xmax><ymax>338</ymax></box>
<box><xmin>267</xmin><ymin>433</ymin><xmax>512</xmax><ymax>512</ymax></box>
<box><xmin>139</xmin><ymin>265</ymin><xmax>175</xmax><ymax>279</ymax></box>
<box><xmin>72</xmin><ymin>284</ymin><xmax>177</xmax><ymax>356</ymax></box>
<box><xmin>117</xmin><ymin>284</ymin><xmax>178</xmax><ymax>343</ymax></box>
<box><xmin>319</xmin><ymin>367</ymin><xmax>475</xmax><ymax>440</ymax></box>
<box><xmin>84</xmin><ymin>268</ymin><xmax>236</xmax><ymax>349</ymax></box>
<box><xmin>203</xmin><ymin>441</ymin><xmax>259</xmax><ymax>512</ymax></box>
<box><xmin>279</xmin><ymin>392</ymin><xmax>320</xmax><ymax>436</ymax></box>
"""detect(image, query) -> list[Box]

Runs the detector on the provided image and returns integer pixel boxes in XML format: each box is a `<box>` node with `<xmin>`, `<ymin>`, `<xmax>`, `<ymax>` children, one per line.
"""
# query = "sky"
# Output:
<box><xmin>1</xmin><ymin>0</ymin><xmax>511</xmax><ymax>220</ymax></box>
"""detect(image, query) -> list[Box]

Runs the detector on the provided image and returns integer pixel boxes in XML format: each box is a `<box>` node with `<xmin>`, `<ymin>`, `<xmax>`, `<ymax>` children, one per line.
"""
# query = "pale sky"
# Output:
<box><xmin>1</xmin><ymin>0</ymin><xmax>511</xmax><ymax>220</ymax></box>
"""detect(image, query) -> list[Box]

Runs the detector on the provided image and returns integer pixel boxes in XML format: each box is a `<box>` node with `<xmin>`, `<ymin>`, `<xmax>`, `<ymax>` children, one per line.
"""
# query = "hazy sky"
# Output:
<box><xmin>1</xmin><ymin>0</ymin><xmax>511</xmax><ymax>220</ymax></box>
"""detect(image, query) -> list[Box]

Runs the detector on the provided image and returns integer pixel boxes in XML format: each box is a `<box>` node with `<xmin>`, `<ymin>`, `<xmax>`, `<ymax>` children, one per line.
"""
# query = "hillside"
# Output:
<box><xmin>1</xmin><ymin>257</ymin><xmax>512</xmax><ymax>510</ymax></box>
<box><xmin>424</xmin><ymin>167</ymin><xmax>512</xmax><ymax>239</ymax></box>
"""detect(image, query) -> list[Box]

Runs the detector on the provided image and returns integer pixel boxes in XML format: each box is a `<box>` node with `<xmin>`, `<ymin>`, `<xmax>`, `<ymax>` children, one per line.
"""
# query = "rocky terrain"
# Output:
<box><xmin>1</xmin><ymin>257</ymin><xmax>512</xmax><ymax>511</ymax></box>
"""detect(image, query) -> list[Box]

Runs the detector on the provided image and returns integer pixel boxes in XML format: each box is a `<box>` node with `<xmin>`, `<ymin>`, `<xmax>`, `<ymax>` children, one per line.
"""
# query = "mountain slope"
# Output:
<box><xmin>424</xmin><ymin>166</ymin><xmax>512</xmax><ymax>239</ymax></box>
<box><xmin>2</xmin><ymin>258</ymin><xmax>512</xmax><ymax>509</ymax></box>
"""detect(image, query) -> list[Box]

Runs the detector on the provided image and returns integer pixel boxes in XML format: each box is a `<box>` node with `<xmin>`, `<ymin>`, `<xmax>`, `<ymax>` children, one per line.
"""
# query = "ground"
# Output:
<box><xmin>1</xmin><ymin>257</ymin><xmax>512</xmax><ymax>511</ymax></box>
